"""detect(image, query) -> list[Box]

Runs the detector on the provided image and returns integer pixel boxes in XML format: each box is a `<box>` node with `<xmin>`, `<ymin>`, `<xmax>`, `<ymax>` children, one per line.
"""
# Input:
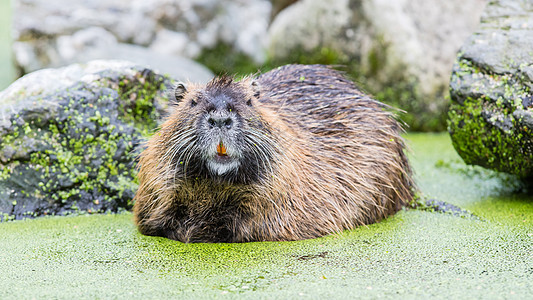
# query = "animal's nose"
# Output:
<box><xmin>208</xmin><ymin>117</ymin><xmax>233</xmax><ymax>129</ymax></box>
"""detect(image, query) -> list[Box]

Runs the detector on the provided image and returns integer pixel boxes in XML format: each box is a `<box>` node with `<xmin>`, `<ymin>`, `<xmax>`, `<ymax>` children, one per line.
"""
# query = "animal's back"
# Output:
<box><xmin>257</xmin><ymin>64</ymin><xmax>370</xmax><ymax>116</ymax></box>
<box><xmin>256</xmin><ymin>64</ymin><xmax>413</xmax><ymax>226</ymax></box>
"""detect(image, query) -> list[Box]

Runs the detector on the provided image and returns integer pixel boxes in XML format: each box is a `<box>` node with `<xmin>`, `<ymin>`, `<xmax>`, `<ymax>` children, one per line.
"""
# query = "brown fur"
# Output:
<box><xmin>133</xmin><ymin>64</ymin><xmax>415</xmax><ymax>243</ymax></box>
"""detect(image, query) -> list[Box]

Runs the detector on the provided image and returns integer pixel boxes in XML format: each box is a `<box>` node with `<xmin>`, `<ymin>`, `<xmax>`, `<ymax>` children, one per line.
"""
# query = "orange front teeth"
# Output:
<box><xmin>217</xmin><ymin>141</ymin><xmax>227</xmax><ymax>156</ymax></box>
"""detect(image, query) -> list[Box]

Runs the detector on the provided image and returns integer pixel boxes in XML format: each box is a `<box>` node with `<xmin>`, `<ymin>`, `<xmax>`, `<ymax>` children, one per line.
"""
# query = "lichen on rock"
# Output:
<box><xmin>448</xmin><ymin>0</ymin><xmax>533</xmax><ymax>179</ymax></box>
<box><xmin>0</xmin><ymin>60</ymin><xmax>171</xmax><ymax>220</ymax></box>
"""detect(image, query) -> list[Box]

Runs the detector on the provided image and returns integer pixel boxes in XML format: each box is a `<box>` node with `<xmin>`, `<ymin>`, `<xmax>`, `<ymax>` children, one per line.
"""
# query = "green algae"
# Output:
<box><xmin>448</xmin><ymin>95</ymin><xmax>533</xmax><ymax>177</ymax></box>
<box><xmin>0</xmin><ymin>133</ymin><xmax>532</xmax><ymax>299</ymax></box>
<box><xmin>0</xmin><ymin>69</ymin><xmax>171</xmax><ymax>219</ymax></box>
<box><xmin>448</xmin><ymin>56</ymin><xmax>533</xmax><ymax>178</ymax></box>
<box><xmin>407</xmin><ymin>133</ymin><xmax>527</xmax><ymax>203</ymax></box>
<box><xmin>116</xmin><ymin>74</ymin><xmax>168</xmax><ymax>137</ymax></box>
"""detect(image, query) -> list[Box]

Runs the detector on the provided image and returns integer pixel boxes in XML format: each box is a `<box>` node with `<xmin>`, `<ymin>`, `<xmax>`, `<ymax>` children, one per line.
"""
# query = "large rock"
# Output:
<box><xmin>268</xmin><ymin>0</ymin><xmax>487</xmax><ymax>131</ymax></box>
<box><xmin>448</xmin><ymin>0</ymin><xmax>533</xmax><ymax>179</ymax></box>
<box><xmin>0</xmin><ymin>60</ymin><xmax>171</xmax><ymax>220</ymax></box>
<box><xmin>15</xmin><ymin>25</ymin><xmax>214</xmax><ymax>84</ymax></box>
<box><xmin>13</xmin><ymin>0</ymin><xmax>270</xmax><ymax>75</ymax></box>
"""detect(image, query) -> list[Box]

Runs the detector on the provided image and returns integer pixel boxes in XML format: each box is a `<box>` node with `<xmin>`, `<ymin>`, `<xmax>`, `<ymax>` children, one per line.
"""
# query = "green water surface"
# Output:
<box><xmin>0</xmin><ymin>133</ymin><xmax>531</xmax><ymax>299</ymax></box>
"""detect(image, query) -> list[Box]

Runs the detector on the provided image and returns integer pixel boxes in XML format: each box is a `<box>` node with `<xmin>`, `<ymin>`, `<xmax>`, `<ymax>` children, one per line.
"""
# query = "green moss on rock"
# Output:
<box><xmin>448</xmin><ymin>55</ymin><xmax>533</xmax><ymax>178</ymax></box>
<box><xmin>447</xmin><ymin>0</ymin><xmax>533</xmax><ymax>178</ymax></box>
<box><xmin>448</xmin><ymin>98</ymin><xmax>532</xmax><ymax>177</ymax></box>
<box><xmin>0</xmin><ymin>66</ymin><xmax>172</xmax><ymax>220</ymax></box>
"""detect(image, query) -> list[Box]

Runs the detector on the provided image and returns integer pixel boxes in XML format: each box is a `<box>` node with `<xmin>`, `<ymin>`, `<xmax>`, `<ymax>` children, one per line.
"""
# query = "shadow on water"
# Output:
<box><xmin>0</xmin><ymin>0</ymin><xmax>16</xmax><ymax>91</ymax></box>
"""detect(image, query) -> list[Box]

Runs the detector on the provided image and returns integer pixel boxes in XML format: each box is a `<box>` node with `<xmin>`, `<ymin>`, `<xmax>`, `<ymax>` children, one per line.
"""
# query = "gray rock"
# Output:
<box><xmin>14</xmin><ymin>27</ymin><xmax>214</xmax><ymax>84</ymax></box>
<box><xmin>448</xmin><ymin>0</ymin><xmax>533</xmax><ymax>178</ymax></box>
<box><xmin>13</xmin><ymin>0</ymin><xmax>271</xmax><ymax>74</ymax></box>
<box><xmin>150</xmin><ymin>29</ymin><xmax>200</xmax><ymax>58</ymax></box>
<box><xmin>268</xmin><ymin>0</ymin><xmax>487</xmax><ymax>131</ymax></box>
<box><xmin>99</xmin><ymin>44</ymin><xmax>214</xmax><ymax>83</ymax></box>
<box><xmin>0</xmin><ymin>60</ymin><xmax>172</xmax><ymax>220</ymax></box>
<box><xmin>268</xmin><ymin>0</ymin><xmax>354</xmax><ymax>61</ymax></box>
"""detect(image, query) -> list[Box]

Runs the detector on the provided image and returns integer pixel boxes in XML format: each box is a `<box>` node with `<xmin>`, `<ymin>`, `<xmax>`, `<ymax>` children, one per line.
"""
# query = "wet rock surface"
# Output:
<box><xmin>0</xmin><ymin>60</ymin><xmax>171</xmax><ymax>220</ymax></box>
<box><xmin>448</xmin><ymin>0</ymin><xmax>533</xmax><ymax>178</ymax></box>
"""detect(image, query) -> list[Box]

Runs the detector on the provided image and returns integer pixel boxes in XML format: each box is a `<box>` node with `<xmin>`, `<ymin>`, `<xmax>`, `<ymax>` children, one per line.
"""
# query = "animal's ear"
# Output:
<box><xmin>250</xmin><ymin>80</ymin><xmax>260</xmax><ymax>98</ymax></box>
<box><xmin>173</xmin><ymin>82</ymin><xmax>187</xmax><ymax>104</ymax></box>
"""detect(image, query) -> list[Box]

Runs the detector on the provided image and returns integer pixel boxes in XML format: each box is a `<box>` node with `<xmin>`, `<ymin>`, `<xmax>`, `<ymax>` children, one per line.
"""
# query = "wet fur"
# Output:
<box><xmin>133</xmin><ymin>64</ymin><xmax>414</xmax><ymax>243</ymax></box>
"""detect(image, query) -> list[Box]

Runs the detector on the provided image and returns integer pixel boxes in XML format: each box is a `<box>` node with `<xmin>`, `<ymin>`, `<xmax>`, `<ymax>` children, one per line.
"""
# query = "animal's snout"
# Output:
<box><xmin>208</xmin><ymin>116</ymin><xmax>233</xmax><ymax>129</ymax></box>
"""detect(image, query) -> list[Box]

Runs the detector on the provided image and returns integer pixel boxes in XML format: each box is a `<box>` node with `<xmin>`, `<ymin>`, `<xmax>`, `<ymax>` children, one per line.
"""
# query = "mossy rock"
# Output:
<box><xmin>447</xmin><ymin>0</ymin><xmax>533</xmax><ymax>179</ymax></box>
<box><xmin>0</xmin><ymin>60</ymin><xmax>172</xmax><ymax>220</ymax></box>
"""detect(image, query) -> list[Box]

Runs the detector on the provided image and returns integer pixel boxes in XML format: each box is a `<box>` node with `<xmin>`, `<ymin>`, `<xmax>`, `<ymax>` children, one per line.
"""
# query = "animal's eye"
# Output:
<box><xmin>191</xmin><ymin>99</ymin><xmax>197</xmax><ymax>107</ymax></box>
<box><xmin>224</xmin><ymin>118</ymin><xmax>233</xmax><ymax>129</ymax></box>
<box><xmin>246</xmin><ymin>99</ymin><xmax>252</xmax><ymax>106</ymax></box>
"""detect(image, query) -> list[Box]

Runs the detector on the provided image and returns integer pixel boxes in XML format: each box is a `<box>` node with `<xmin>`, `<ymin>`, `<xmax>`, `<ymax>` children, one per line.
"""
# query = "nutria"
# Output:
<box><xmin>133</xmin><ymin>64</ymin><xmax>414</xmax><ymax>243</ymax></box>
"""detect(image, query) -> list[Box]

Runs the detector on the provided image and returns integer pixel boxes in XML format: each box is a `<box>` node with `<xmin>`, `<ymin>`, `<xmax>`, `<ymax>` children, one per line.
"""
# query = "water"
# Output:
<box><xmin>0</xmin><ymin>133</ymin><xmax>531</xmax><ymax>299</ymax></box>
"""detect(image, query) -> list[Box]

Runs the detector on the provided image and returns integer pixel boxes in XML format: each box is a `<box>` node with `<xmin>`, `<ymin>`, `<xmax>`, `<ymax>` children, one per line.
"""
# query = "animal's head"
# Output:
<box><xmin>164</xmin><ymin>76</ymin><xmax>276</xmax><ymax>184</ymax></box>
